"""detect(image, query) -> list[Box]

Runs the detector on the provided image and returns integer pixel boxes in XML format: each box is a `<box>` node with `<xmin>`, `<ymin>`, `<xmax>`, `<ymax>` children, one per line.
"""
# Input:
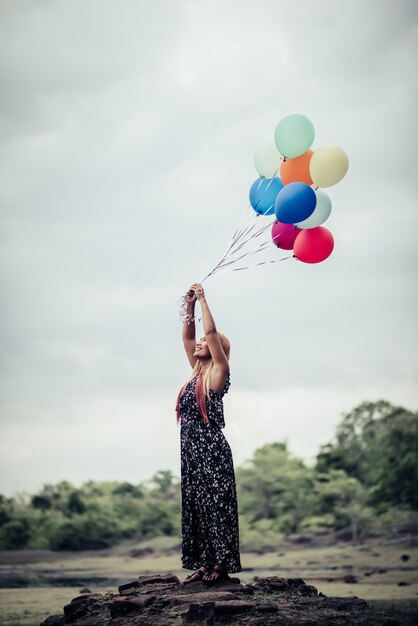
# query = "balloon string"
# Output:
<box><xmin>211</xmin><ymin>218</ymin><xmax>291</xmax><ymax>277</ymax></box>
<box><xmin>201</xmin><ymin>165</ymin><xmax>282</xmax><ymax>283</ymax></box>
<box><xmin>209</xmin><ymin>218</ymin><xmax>277</xmax><ymax>276</ymax></box>
<box><xmin>210</xmin><ymin>241</ymin><xmax>270</xmax><ymax>273</ymax></box>
<box><xmin>203</xmin><ymin>214</ymin><xmax>276</xmax><ymax>280</ymax></box>
<box><xmin>214</xmin><ymin>254</ymin><xmax>292</xmax><ymax>275</ymax></box>
<box><xmin>202</xmin><ymin>224</ymin><xmax>269</xmax><ymax>281</ymax></box>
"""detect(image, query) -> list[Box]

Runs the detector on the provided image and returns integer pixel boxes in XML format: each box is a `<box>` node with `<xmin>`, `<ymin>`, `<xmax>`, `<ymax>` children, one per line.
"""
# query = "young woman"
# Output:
<box><xmin>176</xmin><ymin>282</ymin><xmax>243</xmax><ymax>584</ymax></box>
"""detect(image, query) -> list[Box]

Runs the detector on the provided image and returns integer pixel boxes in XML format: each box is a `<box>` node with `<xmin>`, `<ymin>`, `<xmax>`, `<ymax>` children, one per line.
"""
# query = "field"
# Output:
<box><xmin>0</xmin><ymin>537</ymin><xmax>417</xmax><ymax>625</ymax></box>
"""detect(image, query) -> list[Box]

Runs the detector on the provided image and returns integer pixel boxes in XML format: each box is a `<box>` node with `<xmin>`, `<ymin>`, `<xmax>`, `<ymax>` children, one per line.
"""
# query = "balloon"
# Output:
<box><xmin>310</xmin><ymin>145</ymin><xmax>349</xmax><ymax>187</ymax></box>
<box><xmin>295</xmin><ymin>189</ymin><xmax>332</xmax><ymax>229</ymax></box>
<box><xmin>293</xmin><ymin>226</ymin><xmax>334</xmax><ymax>263</ymax></box>
<box><xmin>280</xmin><ymin>150</ymin><xmax>313</xmax><ymax>186</ymax></box>
<box><xmin>274</xmin><ymin>114</ymin><xmax>315</xmax><ymax>158</ymax></box>
<box><xmin>254</xmin><ymin>138</ymin><xmax>281</xmax><ymax>178</ymax></box>
<box><xmin>271</xmin><ymin>221</ymin><xmax>301</xmax><ymax>250</ymax></box>
<box><xmin>249</xmin><ymin>177</ymin><xmax>284</xmax><ymax>216</ymax></box>
<box><xmin>274</xmin><ymin>182</ymin><xmax>316</xmax><ymax>224</ymax></box>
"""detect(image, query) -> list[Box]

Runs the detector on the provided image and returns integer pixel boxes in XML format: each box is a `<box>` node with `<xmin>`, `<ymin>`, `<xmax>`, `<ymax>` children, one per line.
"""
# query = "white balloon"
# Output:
<box><xmin>310</xmin><ymin>145</ymin><xmax>349</xmax><ymax>187</ymax></box>
<box><xmin>254</xmin><ymin>138</ymin><xmax>281</xmax><ymax>178</ymax></box>
<box><xmin>295</xmin><ymin>189</ymin><xmax>332</xmax><ymax>228</ymax></box>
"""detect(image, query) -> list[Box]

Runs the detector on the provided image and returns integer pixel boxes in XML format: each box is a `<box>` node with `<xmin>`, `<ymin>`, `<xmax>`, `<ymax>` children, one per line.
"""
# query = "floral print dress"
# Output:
<box><xmin>179</xmin><ymin>373</ymin><xmax>243</xmax><ymax>573</ymax></box>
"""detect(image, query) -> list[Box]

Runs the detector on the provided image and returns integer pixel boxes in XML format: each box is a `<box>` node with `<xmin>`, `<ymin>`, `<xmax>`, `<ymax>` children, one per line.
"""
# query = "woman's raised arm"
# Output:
<box><xmin>182</xmin><ymin>289</ymin><xmax>197</xmax><ymax>368</ymax></box>
<box><xmin>191</xmin><ymin>284</ymin><xmax>229</xmax><ymax>386</ymax></box>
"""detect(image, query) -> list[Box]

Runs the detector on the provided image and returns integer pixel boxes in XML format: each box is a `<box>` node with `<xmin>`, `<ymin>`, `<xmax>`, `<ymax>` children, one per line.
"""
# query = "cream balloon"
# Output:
<box><xmin>295</xmin><ymin>189</ymin><xmax>332</xmax><ymax>229</ymax></box>
<box><xmin>254</xmin><ymin>138</ymin><xmax>282</xmax><ymax>178</ymax></box>
<box><xmin>310</xmin><ymin>145</ymin><xmax>349</xmax><ymax>188</ymax></box>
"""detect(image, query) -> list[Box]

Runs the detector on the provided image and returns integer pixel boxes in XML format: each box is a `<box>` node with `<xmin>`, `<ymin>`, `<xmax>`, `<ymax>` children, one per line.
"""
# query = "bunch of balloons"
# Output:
<box><xmin>251</xmin><ymin>114</ymin><xmax>349</xmax><ymax>263</ymax></box>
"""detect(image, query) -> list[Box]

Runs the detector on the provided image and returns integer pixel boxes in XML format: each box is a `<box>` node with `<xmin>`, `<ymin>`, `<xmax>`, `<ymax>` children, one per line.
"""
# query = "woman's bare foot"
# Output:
<box><xmin>182</xmin><ymin>566</ymin><xmax>209</xmax><ymax>584</ymax></box>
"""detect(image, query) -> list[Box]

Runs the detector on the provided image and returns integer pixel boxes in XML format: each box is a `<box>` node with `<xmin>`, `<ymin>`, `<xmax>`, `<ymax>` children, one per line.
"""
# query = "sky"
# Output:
<box><xmin>0</xmin><ymin>0</ymin><xmax>417</xmax><ymax>497</ymax></box>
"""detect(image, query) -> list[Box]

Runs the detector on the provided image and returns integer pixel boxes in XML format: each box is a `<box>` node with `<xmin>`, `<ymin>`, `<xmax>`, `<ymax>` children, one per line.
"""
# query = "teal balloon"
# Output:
<box><xmin>274</xmin><ymin>114</ymin><xmax>315</xmax><ymax>158</ymax></box>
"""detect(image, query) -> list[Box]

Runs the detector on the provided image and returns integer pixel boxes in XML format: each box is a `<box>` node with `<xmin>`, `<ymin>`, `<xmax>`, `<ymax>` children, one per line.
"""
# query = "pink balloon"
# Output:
<box><xmin>293</xmin><ymin>226</ymin><xmax>334</xmax><ymax>263</ymax></box>
<box><xmin>271</xmin><ymin>221</ymin><xmax>301</xmax><ymax>250</ymax></box>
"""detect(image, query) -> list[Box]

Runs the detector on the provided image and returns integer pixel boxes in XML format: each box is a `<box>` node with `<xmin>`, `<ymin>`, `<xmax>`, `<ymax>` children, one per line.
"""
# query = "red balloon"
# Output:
<box><xmin>293</xmin><ymin>226</ymin><xmax>334</xmax><ymax>263</ymax></box>
<box><xmin>271</xmin><ymin>221</ymin><xmax>301</xmax><ymax>250</ymax></box>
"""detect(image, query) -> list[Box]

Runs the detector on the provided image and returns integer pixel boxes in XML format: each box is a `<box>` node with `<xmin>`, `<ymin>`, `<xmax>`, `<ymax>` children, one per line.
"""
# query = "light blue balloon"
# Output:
<box><xmin>274</xmin><ymin>114</ymin><xmax>315</xmax><ymax>158</ymax></box>
<box><xmin>249</xmin><ymin>177</ymin><xmax>284</xmax><ymax>216</ymax></box>
<box><xmin>295</xmin><ymin>189</ymin><xmax>332</xmax><ymax>229</ymax></box>
<box><xmin>274</xmin><ymin>182</ymin><xmax>317</xmax><ymax>224</ymax></box>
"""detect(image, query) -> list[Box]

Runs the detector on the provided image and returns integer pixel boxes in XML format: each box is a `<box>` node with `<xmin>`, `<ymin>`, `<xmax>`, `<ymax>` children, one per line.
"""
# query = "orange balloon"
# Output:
<box><xmin>280</xmin><ymin>149</ymin><xmax>313</xmax><ymax>186</ymax></box>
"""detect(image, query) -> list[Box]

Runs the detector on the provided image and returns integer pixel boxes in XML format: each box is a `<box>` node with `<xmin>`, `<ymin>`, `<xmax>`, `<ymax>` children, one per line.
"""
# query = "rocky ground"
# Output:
<box><xmin>39</xmin><ymin>571</ymin><xmax>403</xmax><ymax>626</ymax></box>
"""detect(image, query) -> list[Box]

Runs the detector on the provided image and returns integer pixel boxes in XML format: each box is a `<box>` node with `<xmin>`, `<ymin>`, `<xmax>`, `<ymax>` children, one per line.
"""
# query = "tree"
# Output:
<box><xmin>316</xmin><ymin>401</ymin><xmax>418</xmax><ymax>510</ymax></box>
<box><xmin>314</xmin><ymin>470</ymin><xmax>373</xmax><ymax>541</ymax></box>
<box><xmin>236</xmin><ymin>442</ymin><xmax>316</xmax><ymax>533</ymax></box>
<box><xmin>31</xmin><ymin>495</ymin><xmax>52</xmax><ymax>511</ymax></box>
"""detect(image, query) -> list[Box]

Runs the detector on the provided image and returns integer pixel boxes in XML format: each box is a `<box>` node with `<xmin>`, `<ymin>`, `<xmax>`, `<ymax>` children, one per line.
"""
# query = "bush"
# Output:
<box><xmin>49</xmin><ymin>513</ymin><xmax>120</xmax><ymax>550</ymax></box>
<box><xmin>0</xmin><ymin>519</ymin><xmax>31</xmax><ymax>549</ymax></box>
<box><xmin>239</xmin><ymin>516</ymin><xmax>284</xmax><ymax>553</ymax></box>
<box><xmin>299</xmin><ymin>514</ymin><xmax>336</xmax><ymax>534</ymax></box>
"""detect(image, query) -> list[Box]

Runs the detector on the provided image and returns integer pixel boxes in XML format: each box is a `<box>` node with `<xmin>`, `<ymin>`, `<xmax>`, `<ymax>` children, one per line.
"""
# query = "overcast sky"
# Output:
<box><xmin>0</xmin><ymin>0</ymin><xmax>417</xmax><ymax>497</ymax></box>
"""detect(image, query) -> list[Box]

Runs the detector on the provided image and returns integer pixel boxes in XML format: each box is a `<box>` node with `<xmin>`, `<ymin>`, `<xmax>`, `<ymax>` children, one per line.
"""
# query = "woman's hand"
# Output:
<box><xmin>190</xmin><ymin>283</ymin><xmax>205</xmax><ymax>301</ymax></box>
<box><xmin>186</xmin><ymin>287</ymin><xmax>197</xmax><ymax>305</ymax></box>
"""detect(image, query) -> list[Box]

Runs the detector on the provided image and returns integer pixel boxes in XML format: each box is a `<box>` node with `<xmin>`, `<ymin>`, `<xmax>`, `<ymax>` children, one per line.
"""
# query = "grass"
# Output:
<box><xmin>0</xmin><ymin>540</ymin><xmax>417</xmax><ymax>625</ymax></box>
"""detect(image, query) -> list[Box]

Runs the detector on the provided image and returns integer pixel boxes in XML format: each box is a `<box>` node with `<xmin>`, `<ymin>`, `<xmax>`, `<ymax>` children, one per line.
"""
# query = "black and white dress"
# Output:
<box><xmin>179</xmin><ymin>373</ymin><xmax>243</xmax><ymax>573</ymax></box>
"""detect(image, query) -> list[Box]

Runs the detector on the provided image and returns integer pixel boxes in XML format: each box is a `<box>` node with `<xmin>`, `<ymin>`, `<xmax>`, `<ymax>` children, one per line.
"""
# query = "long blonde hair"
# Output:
<box><xmin>176</xmin><ymin>333</ymin><xmax>230</xmax><ymax>424</ymax></box>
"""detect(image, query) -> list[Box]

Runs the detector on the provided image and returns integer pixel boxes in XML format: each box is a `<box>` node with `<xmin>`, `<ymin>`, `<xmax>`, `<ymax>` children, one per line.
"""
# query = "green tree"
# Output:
<box><xmin>316</xmin><ymin>401</ymin><xmax>418</xmax><ymax>510</ymax></box>
<box><xmin>31</xmin><ymin>495</ymin><xmax>52</xmax><ymax>511</ymax></box>
<box><xmin>314</xmin><ymin>470</ymin><xmax>373</xmax><ymax>541</ymax></box>
<box><xmin>236</xmin><ymin>442</ymin><xmax>316</xmax><ymax>533</ymax></box>
<box><xmin>0</xmin><ymin>519</ymin><xmax>31</xmax><ymax>549</ymax></box>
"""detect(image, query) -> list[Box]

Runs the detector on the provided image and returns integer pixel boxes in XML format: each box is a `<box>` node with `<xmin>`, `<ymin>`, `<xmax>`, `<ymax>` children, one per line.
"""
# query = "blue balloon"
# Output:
<box><xmin>249</xmin><ymin>177</ymin><xmax>284</xmax><ymax>216</ymax></box>
<box><xmin>275</xmin><ymin>182</ymin><xmax>317</xmax><ymax>224</ymax></box>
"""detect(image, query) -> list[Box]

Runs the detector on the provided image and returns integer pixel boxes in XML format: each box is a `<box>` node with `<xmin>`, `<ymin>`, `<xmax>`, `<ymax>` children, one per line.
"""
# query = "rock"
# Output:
<box><xmin>294</xmin><ymin>597</ymin><xmax>326</xmax><ymax>609</ymax></box>
<box><xmin>69</xmin><ymin>618</ymin><xmax>104</xmax><ymax>626</ymax></box>
<box><xmin>128</xmin><ymin>547</ymin><xmax>154</xmax><ymax>557</ymax></box>
<box><xmin>287</xmin><ymin>578</ymin><xmax>307</xmax><ymax>587</ymax></box>
<box><xmin>40</xmin><ymin>615</ymin><xmax>65</xmax><ymax>626</ymax></box>
<box><xmin>400</xmin><ymin>553</ymin><xmax>410</xmax><ymax>561</ymax></box>
<box><xmin>118</xmin><ymin>579</ymin><xmax>140</xmax><ymax>593</ymax></box>
<box><xmin>186</xmin><ymin>601</ymin><xmax>215</xmax><ymax>621</ymax></box>
<box><xmin>254</xmin><ymin>576</ymin><xmax>289</xmax><ymax>591</ymax></box>
<box><xmin>398</xmin><ymin>581</ymin><xmax>410</xmax><ymax>586</ymax></box>
<box><xmin>213</xmin><ymin>600</ymin><xmax>258</xmax><ymax>614</ymax></box>
<box><xmin>295</xmin><ymin>596</ymin><xmax>368</xmax><ymax>611</ymax></box>
<box><xmin>136</xmin><ymin>573</ymin><xmax>180</xmax><ymax>585</ymax></box>
<box><xmin>119</xmin><ymin>586</ymin><xmax>139</xmax><ymax>596</ymax></box>
<box><xmin>343</xmin><ymin>574</ymin><xmax>358</xmax><ymax>583</ymax></box>
<box><xmin>63</xmin><ymin>594</ymin><xmax>104</xmax><ymax>623</ymax></box>
<box><xmin>179</xmin><ymin>576</ymin><xmax>241</xmax><ymax>592</ymax></box>
<box><xmin>69</xmin><ymin>593</ymin><xmax>103</xmax><ymax>604</ymax></box>
<box><xmin>118</xmin><ymin>573</ymin><xmax>179</xmax><ymax>593</ymax></box>
<box><xmin>165</xmin><ymin>591</ymin><xmax>238</xmax><ymax>607</ymax></box>
<box><xmin>377</xmin><ymin>568</ymin><xmax>387</xmax><ymax>574</ymax></box>
<box><xmin>79</xmin><ymin>587</ymin><xmax>92</xmax><ymax>594</ymax></box>
<box><xmin>41</xmin><ymin>570</ymin><xmax>371</xmax><ymax>625</ymax></box>
<box><xmin>109</xmin><ymin>594</ymin><xmax>157</xmax><ymax>616</ymax></box>
<box><xmin>324</xmin><ymin>596</ymin><xmax>368</xmax><ymax>610</ymax></box>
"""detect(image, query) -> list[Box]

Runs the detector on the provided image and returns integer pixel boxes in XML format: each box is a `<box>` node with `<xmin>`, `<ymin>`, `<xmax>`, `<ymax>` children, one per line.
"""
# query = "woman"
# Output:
<box><xmin>176</xmin><ymin>282</ymin><xmax>243</xmax><ymax>584</ymax></box>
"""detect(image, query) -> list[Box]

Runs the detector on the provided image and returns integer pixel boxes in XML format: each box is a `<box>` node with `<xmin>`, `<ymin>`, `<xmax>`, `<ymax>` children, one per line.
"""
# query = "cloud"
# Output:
<box><xmin>0</xmin><ymin>0</ymin><xmax>417</xmax><ymax>495</ymax></box>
